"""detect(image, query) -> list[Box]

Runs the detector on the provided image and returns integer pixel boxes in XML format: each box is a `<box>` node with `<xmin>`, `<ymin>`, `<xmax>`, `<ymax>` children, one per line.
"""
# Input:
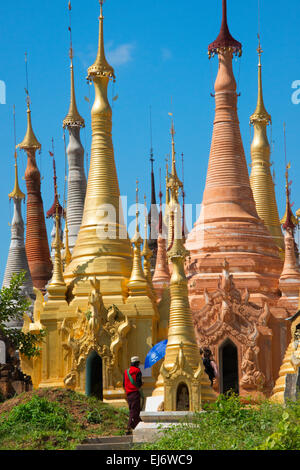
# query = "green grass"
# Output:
<box><xmin>138</xmin><ymin>394</ymin><xmax>300</xmax><ymax>451</ymax></box>
<box><xmin>0</xmin><ymin>389</ymin><xmax>129</xmax><ymax>450</ymax></box>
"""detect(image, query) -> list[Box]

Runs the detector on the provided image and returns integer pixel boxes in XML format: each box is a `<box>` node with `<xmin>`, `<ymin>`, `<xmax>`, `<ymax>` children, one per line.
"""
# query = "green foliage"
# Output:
<box><xmin>4</xmin><ymin>395</ymin><xmax>72</xmax><ymax>431</ymax></box>
<box><xmin>139</xmin><ymin>394</ymin><xmax>300</xmax><ymax>451</ymax></box>
<box><xmin>0</xmin><ymin>272</ymin><xmax>46</xmax><ymax>358</ymax></box>
<box><xmin>87</xmin><ymin>408</ymin><xmax>103</xmax><ymax>423</ymax></box>
<box><xmin>257</xmin><ymin>407</ymin><xmax>300</xmax><ymax>450</ymax></box>
<box><xmin>0</xmin><ymin>389</ymin><xmax>129</xmax><ymax>450</ymax></box>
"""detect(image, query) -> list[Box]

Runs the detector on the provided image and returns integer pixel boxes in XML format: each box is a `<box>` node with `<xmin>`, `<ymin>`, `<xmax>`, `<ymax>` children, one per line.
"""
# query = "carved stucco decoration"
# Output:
<box><xmin>60</xmin><ymin>278</ymin><xmax>131</xmax><ymax>391</ymax></box>
<box><xmin>193</xmin><ymin>264</ymin><xmax>269</xmax><ymax>389</ymax></box>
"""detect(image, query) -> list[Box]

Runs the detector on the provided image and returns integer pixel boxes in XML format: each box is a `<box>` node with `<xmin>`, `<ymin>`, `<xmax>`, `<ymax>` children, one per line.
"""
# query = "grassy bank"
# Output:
<box><xmin>139</xmin><ymin>394</ymin><xmax>300</xmax><ymax>451</ymax></box>
<box><xmin>0</xmin><ymin>388</ymin><xmax>128</xmax><ymax>450</ymax></box>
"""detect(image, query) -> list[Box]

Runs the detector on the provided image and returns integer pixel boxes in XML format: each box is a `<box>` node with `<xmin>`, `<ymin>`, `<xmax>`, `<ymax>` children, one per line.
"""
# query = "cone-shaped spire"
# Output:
<box><xmin>249</xmin><ymin>39</ymin><xmax>284</xmax><ymax>254</ymax></box>
<box><xmin>62</xmin><ymin>7</ymin><xmax>87</xmax><ymax>252</ymax></box>
<box><xmin>280</xmin><ymin>227</ymin><xmax>300</xmax><ymax>280</ymax></box>
<box><xmin>128</xmin><ymin>181</ymin><xmax>147</xmax><ymax>294</ymax></box>
<box><xmin>208</xmin><ymin>0</ymin><xmax>242</xmax><ymax>57</ymax></box>
<box><xmin>87</xmin><ymin>1</ymin><xmax>115</xmax><ymax>80</ymax></box>
<box><xmin>47</xmin><ymin>154</ymin><xmax>64</xmax><ymax>263</ymax></box>
<box><xmin>17</xmin><ymin>100</ymin><xmax>52</xmax><ymax>291</ymax></box>
<box><xmin>9</xmin><ymin>151</ymin><xmax>25</xmax><ymax>201</ymax></box>
<box><xmin>186</xmin><ymin>2</ymin><xmax>282</xmax><ymax>294</ymax></box>
<box><xmin>47</xmin><ymin>204</ymin><xmax>67</xmax><ymax>299</ymax></box>
<box><xmin>167</xmin><ymin>120</ymin><xmax>183</xmax><ymax>250</ymax></box>
<box><xmin>63</xmin><ymin>59</ymin><xmax>85</xmax><ymax>129</ymax></box>
<box><xmin>3</xmin><ymin>149</ymin><xmax>33</xmax><ymax>303</ymax></box>
<box><xmin>63</xmin><ymin>6</ymin><xmax>85</xmax><ymax>129</ymax></box>
<box><xmin>281</xmin><ymin>163</ymin><xmax>298</xmax><ymax>231</ymax></box>
<box><xmin>64</xmin><ymin>1</ymin><xmax>132</xmax><ymax>295</ymax></box>
<box><xmin>17</xmin><ymin>102</ymin><xmax>41</xmax><ymax>151</ymax></box>
<box><xmin>148</xmin><ymin>152</ymin><xmax>159</xmax><ymax>271</ymax></box>
<box><xmin>46</xmin><ymin>154</ymin><xmax>64</xmax><ymax>219</ymax></box>
<box><xmin>250</xmin><ymin>39</ymin><xmax>271</xmax><ymax>124</ymax></box>
<box><xmin>142</xmin><ymin>195</ymin><xmax>155</xmax><ymax>296</ymax></box>
<box><xmin>161</xmin><ymin>134</ymin><xmax>215</xmax><ymax>405</ymax></box>
<box><xmin>153</xmin><ymin>182</ymin><xmax>170</xmax><ymax>293</ymax></box>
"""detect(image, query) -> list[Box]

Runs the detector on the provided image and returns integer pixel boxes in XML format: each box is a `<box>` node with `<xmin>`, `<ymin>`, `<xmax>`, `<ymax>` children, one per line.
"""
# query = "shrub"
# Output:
<box><xmin>2</xmin><ymin>395</ymin><xmax>73</xmax><ymax>432</ymax></box>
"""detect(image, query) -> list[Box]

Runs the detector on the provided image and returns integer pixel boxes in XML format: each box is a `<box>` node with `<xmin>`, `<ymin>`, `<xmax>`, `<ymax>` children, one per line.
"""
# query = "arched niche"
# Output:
<box><xmin>219</xmin><ymin>339</ymin><xmax>239</xmax><ymax>395</ymax></box>
<box><xmin>176</xmin><ymin>382</ymin><xmax>190</xmax><ymax>411</ymax></box>
<box><xmin>85</xmin><ymin>350</ymin><xmax>103</xmax><ymax>400</ymax></box>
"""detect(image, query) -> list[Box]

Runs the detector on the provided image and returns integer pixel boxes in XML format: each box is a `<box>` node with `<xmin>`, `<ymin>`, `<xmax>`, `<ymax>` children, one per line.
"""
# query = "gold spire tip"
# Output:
<box><xmin>87</xmin><ymin>0</ymin><xmax>115</xmax><ymax>80</ymax></box>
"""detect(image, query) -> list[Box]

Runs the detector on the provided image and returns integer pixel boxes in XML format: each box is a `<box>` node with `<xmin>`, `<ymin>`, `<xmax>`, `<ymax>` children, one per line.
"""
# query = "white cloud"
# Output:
<box><xmin>107</xmin><ymin>43</ymin><xmax>135</xmax><ymax>66</ymax></box>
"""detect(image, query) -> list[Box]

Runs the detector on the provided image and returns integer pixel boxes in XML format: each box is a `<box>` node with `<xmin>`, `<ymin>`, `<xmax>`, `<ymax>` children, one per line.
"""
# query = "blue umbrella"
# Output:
<box><xmin>144</xmin><ymin>340</ymin><xmax>168</xmax><ymax>369</ymax></box>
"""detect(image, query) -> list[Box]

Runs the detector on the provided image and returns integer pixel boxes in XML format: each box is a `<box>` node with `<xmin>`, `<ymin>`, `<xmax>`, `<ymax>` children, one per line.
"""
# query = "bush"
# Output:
<box><xmin>2</xmin><ymin>395</ymin><xmax>73</xmax><ymax>432</ymax></box>
<box><xmin>139</xmin><ymin>394</ymin><xmax>300</xmax><ymax>451</ymax></box>
<box><xmin>257</xmin><ymin>409</ymin><xmax>300</xmax><ymax>450</ymax></box>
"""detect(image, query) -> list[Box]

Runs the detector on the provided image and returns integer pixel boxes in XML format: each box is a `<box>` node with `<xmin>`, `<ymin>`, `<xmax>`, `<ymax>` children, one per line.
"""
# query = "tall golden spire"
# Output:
<box><xmin>63</xmin><ymin>2</ymin><xmax>85</xmax><ymax>129</ymax></box>
<box><xmin>250</xmin><ymin>37</ymin><xmax>271</xmax><ymax>124</ymax></box>
<box><xmin>9</xmin><ymin>150</ymin><xmax>25</xmax><ymax>201</ymax></box>
<box><xmin>249</xmin><ymin>36</ymin><xmax>284</xmax><ymax>254</ymax></box>
<box><xmin>160</xmin><ymin>124</ymin><xmax>215</xmax><ymax>407</ymax></box>
<box><xmin>64</xmin><ymin>0</ymin><xmax>132</xmax><ymax>293</ymax></box>
<box><xmin>128</xmin><ymin>180</ymin><xmax>147</xmax><ymax>294</ymax></box>
<box><xmin>87</xmin><ymin>0</ymin><xmax>115</xmax><ymax>80</ymax></box>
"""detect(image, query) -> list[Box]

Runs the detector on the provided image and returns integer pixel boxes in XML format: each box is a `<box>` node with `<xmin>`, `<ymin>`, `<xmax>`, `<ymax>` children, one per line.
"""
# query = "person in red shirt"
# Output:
<box><xmin>123</xmin><ymin>356</ymin><xmax>143</xmax><ymax>435</ymax></box>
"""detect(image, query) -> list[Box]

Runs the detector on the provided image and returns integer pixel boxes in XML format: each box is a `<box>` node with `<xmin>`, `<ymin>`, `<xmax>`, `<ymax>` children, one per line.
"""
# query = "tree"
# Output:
<box><xmin>0</xmin><ymin>271</ymin><xmax>45</xmax><ymax>359</ymax></box>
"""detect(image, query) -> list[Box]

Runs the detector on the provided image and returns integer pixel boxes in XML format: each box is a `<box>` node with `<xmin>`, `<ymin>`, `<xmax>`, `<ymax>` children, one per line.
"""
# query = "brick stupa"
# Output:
<box><xmin>185</xmin><ymin>0</ymin><xmax>291</xmax><ymax>397</ymax></box>
<box><xmin>18</xmin><ymin>102</ymin><xmax>52</xmax><ymax>291</ymax></box>
<box><xmin>186</xmin><ymin>0</ymin><xmax>282</xmax><ymax>295</ymax></box>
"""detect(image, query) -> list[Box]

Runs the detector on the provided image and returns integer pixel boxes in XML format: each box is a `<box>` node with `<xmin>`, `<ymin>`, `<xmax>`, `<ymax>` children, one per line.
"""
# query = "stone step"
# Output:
<box><xmin>76</xmin><ymin>442</ymin><xmax>133</xmax><ymax>451</ymax></box>
<box><xmin>82</xmin><ymin>435</ymin><xmax>133</xmax><ymax>444</ymax></box>
<box><xmin>76</xmin><ymin>435</ymin><xmax>138</xmax><ymax>451</ymax></box>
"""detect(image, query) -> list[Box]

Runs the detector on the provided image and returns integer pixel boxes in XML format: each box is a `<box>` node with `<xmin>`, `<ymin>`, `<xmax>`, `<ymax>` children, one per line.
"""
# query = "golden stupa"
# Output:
<box><xmin>153</xmin><ymin>121</ymin><xmax>216</xmax><ymax>410</ymax></box>
<box><xmin>249</xmin><ymin>37</ymin><xmax>284</xmax><ymax>255</ymax></box>
<box><xmin>21</xmin><ymin>2</ymin><xmax>160</xmax><ymax>404</ymax></box>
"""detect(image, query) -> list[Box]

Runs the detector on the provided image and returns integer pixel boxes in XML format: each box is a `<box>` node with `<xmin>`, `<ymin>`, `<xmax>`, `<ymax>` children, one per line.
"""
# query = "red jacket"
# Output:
<box><xmin>123</xmin><ymin>366</ymin><xmax>142</xmax><ymax>394</ymax></box>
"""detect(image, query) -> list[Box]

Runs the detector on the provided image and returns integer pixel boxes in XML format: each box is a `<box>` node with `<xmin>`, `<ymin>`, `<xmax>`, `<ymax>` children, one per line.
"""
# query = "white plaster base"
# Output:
<box><xmin>133</xmin><ymin>411</ymin><xmax>199</xmax><ymax>443</ymax></box>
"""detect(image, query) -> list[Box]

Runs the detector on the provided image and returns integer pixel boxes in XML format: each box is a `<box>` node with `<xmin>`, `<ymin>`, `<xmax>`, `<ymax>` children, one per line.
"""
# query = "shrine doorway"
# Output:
<box><xmin>219</xmin><ymin>339</ymin><xmax>239</xmax><ymax>395</ymax></box>
<box><xmin>85</xmin><ymin>351</ymin><xmax>103</xmax><ymax>400</ymax></box>
<box><xmin>176</xmin><ymin>383</ymin><xmax>190</xmax><ymax>411</ymax></box>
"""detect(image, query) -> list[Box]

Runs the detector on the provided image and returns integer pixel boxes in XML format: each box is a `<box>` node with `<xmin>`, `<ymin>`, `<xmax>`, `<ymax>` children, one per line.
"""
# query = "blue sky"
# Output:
<box><xmin>0</xmin><ymin>0</ymin><xmax>300</xmax><ymax>283</ymax></box>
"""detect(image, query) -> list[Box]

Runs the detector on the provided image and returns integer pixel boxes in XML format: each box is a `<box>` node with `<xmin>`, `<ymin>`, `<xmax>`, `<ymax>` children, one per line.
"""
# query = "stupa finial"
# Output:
<box><xmin>63</xmin><ymin>1</ymin><xmax>85</xmax><ymax>129</ymax></box>
<box><xmin>281</xmin><ymin>159</ymin><xmax>298</xmax><ymax>231</ymax></box>
<box><xmin>18</xmin><ymin>54</ymin><xmax>41</xmax><ymax>151</ymax></box>
<box><xmin>208</xmin><ymin>0</ymin><xmax>242</xmax><ymax>58</ymax></box>
<box><xmin>87</xmin><ymin>0</ymin><xmax>115</xmax><ymax>80</ymax></box>
<box><xmin>9</xmin><ymin>106</ymin><xmax>25</xmax><ymax>201</ymax></box>
<box><xmin>250</xmin><ymin>35</ymin><xmax>271</xmax><ymax>125</ymax></box>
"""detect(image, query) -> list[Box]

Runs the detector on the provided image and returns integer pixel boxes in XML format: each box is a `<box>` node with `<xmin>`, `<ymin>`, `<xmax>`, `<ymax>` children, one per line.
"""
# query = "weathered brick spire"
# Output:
<box><xmin>186</xmin><ymin>0</ymin><xmax>282</xmax><ymax>293</ymax></box>
<box><xmin>18</xmin><ymin>102</ymin><xmax>52</xmax><ymax>291</ymax></box>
